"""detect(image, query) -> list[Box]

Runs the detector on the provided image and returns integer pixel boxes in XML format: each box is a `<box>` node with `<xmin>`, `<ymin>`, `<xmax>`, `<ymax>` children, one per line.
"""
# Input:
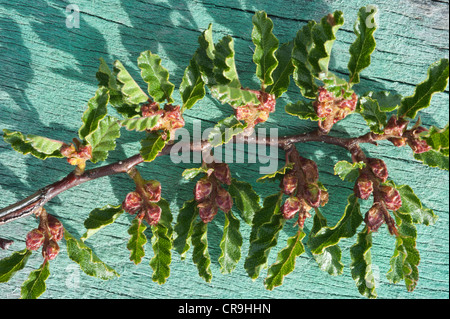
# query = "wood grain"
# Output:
<box><xmin>0</xmin><ymin>0</ymin><xmax>448</xmax><ymax>299</ymax></box>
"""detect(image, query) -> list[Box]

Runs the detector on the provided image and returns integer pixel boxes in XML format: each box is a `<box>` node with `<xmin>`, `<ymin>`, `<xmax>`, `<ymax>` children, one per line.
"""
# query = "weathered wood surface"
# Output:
<box><xmin>0</xmin><ymin>0</ymin><xmax>448</xmax><ymax>299</ymax></box>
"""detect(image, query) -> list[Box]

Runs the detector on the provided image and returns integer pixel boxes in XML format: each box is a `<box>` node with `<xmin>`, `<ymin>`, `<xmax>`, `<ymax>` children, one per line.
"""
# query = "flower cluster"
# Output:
<box><xmin>314</xmin><ymin>87</ymin><xmax>358</xmax><ymax>133</ymax></box>
<box><xmin>385</xmin><ymin>115</ymin><xmax>431</xmax><ymax>154</ymax></box>
<box><xmin>281</xmin><ymin>152</ymin><xmax>328</xmax><ymax>228</ymax></box>
<box><xmin>194</xmin><ymin>163</ymin><xmax>233</xmax><ymax>223</ymax></box>
<box><xmin>354</xmin><ymin>158</ymin><xmax>401</xmax><ymax>235</ymax></box>
<box><xmin>60</xmin><ymin>141</ymin><xmax>92</xmax><ymax>170</ymax></box>
<box><xmin>122</xmin><ymin>180</ymin><xmax>162</xmax><ymax>226</ymax></box>
<box><xmin>26</xmin><ymin>210</ymin><xmax>64</xmax><ymax>261</ymax></box>
<box><xmin>141</xmin><ymin>99</ymin><xmax>185</xmax><ymax>135</ymax></box>
<box><xmin>234</xmin><ymin>90</ymin><xmax>276</xmax><ymax>129</ymax></box>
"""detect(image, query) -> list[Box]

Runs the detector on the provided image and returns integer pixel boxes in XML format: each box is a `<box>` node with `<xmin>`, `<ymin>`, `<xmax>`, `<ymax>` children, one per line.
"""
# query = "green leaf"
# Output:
<box><xmin>96</xmin><ymin>57</ymin><xmax>125</xmax><ymax>108</ymax></box>
<box><xmin>0</xmin><ymin>249</ymin><xmax>32</xmax><ymax>283</ymax></box>
<box><xmin>20</xmin><ymin>261</ymin><xmax>50</xmax><ymax>299</ymax></box>
<box><xmin>308</xmin><ymin>194</ymin><xmax>363</xmax><ymax>255</ymax></box>
<box><xmin>150</xmin><ymin>199</ymin><xmax>173</xmax><ymax>284</ymax></box>
<box><xmin>245</xmin><ymin>193</ymin><xmax>285</xmax><ymax>280</ymax></box>
<box><xmin>386</xmin><ymin>211</ymin><xmax>420</xmax><ymax>292</ymax></box>
<box><xmin>334</xmin><ymin>160</ymin><xmax>365</xmax><ymax>182</ymax></box>
<box><xmin>219</xmin><ymin>211</ymin><xmax>242</xmax><ymax>274</ymax></box>
<box><xmin>121</xmin><ymin>115</ymin><xmax>161</xmax><ymax>132</ymax></box>
<box><xmin>182</xmin><ymin>166</ymin><xmax>212</xmax><ymax>180</ymax></box>
<box><xmin>85</xmin><ymin>116</ymin><xmax>121</xmax><ymax>163</ymax></box>
<box><xmin>194</xmin><ymin>24</ymin><xmax>216</xmax><ymax>86</ymax></box>
<box><xmin>398</xmin><ymin>59</ymin><xmax>449</xmax><ymax>119</ymax></box>
<box><xmin>256</xmin><ymin>163</ymin><xmax>294</xmax><ymax>183</ymax></box>
<box><xmin>321</xmin><ymin>72</ymin><xmax>353</xmax><ymax>98</ymax></box>
<box><xmin>252</xmin><ymin>11</ymin><xmax>279</xmax><ymax>88</ymax></box>
<box><xmin>414</xmin><ymin>150</ymin><xmax>449</xmax><ymax>171</ymax></box>
<box><xmin>140</xmin><ymin>131</ymin><xmax>169</xmax><ymax>162</ymax></box>
<box><xmin>81</xmin><ymin>204</ymin><xmax>124</xmax><ymax>241</ymax></box>
<box><xmin>421</xmin><ymin>124</ymin><xmax>449</xmax><ymax>154</ymax></box>
<box><xmin>308</xmin><ymin>11</ymin><xmax>345</xmax><ymax>77</ymax></box>
<box><xmin>350</xmin><ymin>227</ymin><xmax>378</xmax><ymax>299</ymax></box>
<box><xmin>210</xmin><ymin>85</ymin><xmax>260</xmax><ymax>108</ymax></box>
<box><xmin>138</xmin><ymin>50</ymin><xmax>175</xmax><ymax>103</ymax></box>
<box><xmin>173</xmin><ymin>199</ymin><xmax>198</xmax><ymax>259</ymax></box>
<box><xmin>2</xmin><ymin>129</ymin><xmax>64</xmax><ymax>160</ymax></box>
<box><xmin>358</xmin><ymin>96</ymin><xmax>388</xmax><ymax>134</ymax></box>
<box><xmin>268</xmin><ymin>41</ymin><xmax>294</xmax><ymax>98</ymax></box>
<box><xmin>64</xmin><ymin>230</ymin><xmax>119</xmax><ymax>279</ymax></box>
<box><xmin>264</xmin><ymin>231</ymin><xmax>305</xmax><ymax>290</ymax></box>
<box><xmin>309</xmin><ymin>210</ymin><xmax>344</xmax><ymax>276</ymax></box>
<box><xmin>292</xmin><ymin>21</ymin><xmax>318</xmax><ymax>99</ymax></box>
<box><xmin>114</xmin><ymin>60</ymin><xmax>149</xmax><ymax>105</ymax></box>
<box><xmin>285</xmin><ymin>100</ymin><xmax>320</xmax><ymax>121</ymax></box>
<box><xmin>348</xmin><ymin>6</ymin><xmax>378</xmax><ymax>86</ymax></box>
<box><xmin>79</xmin><ymin>87</ymin><xmax>110</xmax><ymax>141</ymax></box>
<box><xmin>213</xmin><ymin>35</ymin><xmax>240</xmax><ymax>87</ymax></box>
<box><xmin>365</xmin><ymin>91</ymin><xmax>402</xmax><ymax>112</ymax></box>
<box><xmin>180</xmin><ymin>54</ymin><xmax>206</xmax><ymax>112</ymax></box>
<box><xmin>126</xmin><ymin>219</ymin><xmax>147</xmax><ymax>265</ymax></box>
<box><xmin>228</xmin><ymin>178</ymin><xmax>261</xmax><ymax>225</ymax></box>
<box><xmin>207</xmin><ymin>115</ymin><xmax>248</xmax><ymax>147</ymax></box>
<box><xmin>191</xmin><ymin>219</ymin><xmax>212</xmax><ymax>283</ymax></box>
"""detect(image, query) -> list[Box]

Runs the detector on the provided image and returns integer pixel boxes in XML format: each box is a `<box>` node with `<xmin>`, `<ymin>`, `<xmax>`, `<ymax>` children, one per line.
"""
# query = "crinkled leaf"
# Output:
<box><xmin>20</xmin><ymin>261</ymin><xmax>50</xmax><ymax>299</ymax></box>
<box><xmin>126</xmin><ymin>218</ymin><xmax>147</xmax><ymax>265</ymax></box>
<box><xmin>138</xmin><ymin>50</ymin><xmax>175</xmax><ymax>103</ymax></box>
<box><xmin>85</xmin><ymin>116</ymin><xmax>121</xmax><ymax>163</ymax></box>
<box><xmin>421</xmin><ymin>124</ymin><xmax>449</xmax><ymax>154</ymax></box>
<box><xmin>208</xmin><ymin>115</ymin><xmax>248</xmax><ymax>147</ymax></box>
<box><xmin>182</xmin><ymin>166</ymin><xmax>211</xmax><ymax>180</ymax></box>
<box><xmin>350</xmin><ymin>227</ymin><xmax>378</xmax><ymax>299</ymax></box>
<box><xmin>365</xmin><ymin>91</ymin><xmax>402</xmax><ymax>112</ymax></box>
<box><xmin>386</xmin><ymin>211</ymin><xmax>420</xmax><ymax>292</ymax></box>
<box><xmin>0</xmin><ymin>249</ymin><xmax>32</xmax><ymax>283</ymax></box>
<box><xmin>191</xmin><ymin>219</ymin><xmax>212</xmax><ymax>283</ymax></box>
<box><xmin>64</xmin><ymin>230</ymin><xmax>119</xmax><ymax>279</ymax></box>
<box><xmin>348</xmin><ymin>6</ymin><xmax>378</xmax><ymax>85</ymax></box>
<box><xmin>96</xmin><ymin>57</ymin><xmax>125</xmax><ymax>108</ymax></box>
<box><xmin>292</xmin><ymin>21</ymin><xmax>318</xmax><ymax>99</ymax></box>
<box><xmin>308</xmin><ymin>11</ymin><xmax>345</xmax><ymax>77</ymax></box>
<box><xmin>245</xmin><ymin>193</ymin><xmax>285</xmax><ymax>280</ymax></box>
<box><xmin>398</xmin><ymin>59</ymin><xmax>449</xmax><ymax>119</ymax></box>
<box><xmin>180</xmin><ymin>54</ymin><xmax>206</xmax><ymax>112</ymax></box>
<box><xmin>121</xmin><ymin>115</ymin><xmax>161</xmax><ymax>132</ymax></box>
<box><xmin>309</xmin><ymin>210</ymin><xmax>344</xmax><ymax>276</ymax></box>
<box><xmin>334</xmin><ymin>160</ymin><xmax>365</xmax><ymax>183</ymax></box>
<box><xmin>264</xmin><ymin>231</ymin><xmax>305</xmax><ymax>290</ymax></box>
<box><xmin>114</xmin><ymin>60</ymin><xmax>149</xmax><ymax>105</ymax></box>
<box><xmin>268</xmin><ymin>41</ymin><xmax>294</xmax><ymax>98</ymax></box>
<box><xmin>256</xmin><ymin>163</ymin><xmax>294</xmax><ymax>183</ymax></box>
<box><xmin>252</xmin><ymin>11</ymin><xmax>279</xmax><ymax>88</ymax></box>
<box><xmin>414</xmin><ymin>150</ymin><xmax>449</xmax><ymax>171</ymax></box>
<box><xmin>3</xmin><ymin>129</ymin><xmax>64</xmax><ymax>160</ymax></box>
<box><xmin>229</xmin><ymin>178</ymin><xmax>261</xmax><ymax>225</ymax></box>
<box><xmin>173</xmin><ymin>199</ymin><xmax>198</xmax><ymax>259</ymax></box>
<box><xmin>78</xmin><ymin>87</ymin><xmax>110</xmax><ymax>141</ymax></box>
<box><xmin>210</xmin><ymin>85</ymin><xmax>260</xmax><ymax>108</ymax></box>
<box><xmin>81</xmin><ymin>204</ymin><xmax>124</xmax><ymax>241</ymax></box>
<box><xmin>214</xmin><ymin>35</ymin><xmax>240</xmax><ymax>87</ymax></box>
<box><xmin>194</xmin><ymin>24</ymin><xmax>216</xmax><ymax>86</ymax></box>
<box><xmin>140</xmin><ymin>131</ymin><xmax>169</xmax><ymax>162</ymax></box>
<box><xmin>285</xmin><ymin>100</ymin><xmax>320</xmax><ymax>121</ymax></box>
<box><xmin>321</xmin><ymin>72</ymin><xmax>353</xmax><ymax>99</ymax></box>
<box><xmin>358</xmin><ymin>96</ymin><xmax>387</xmax><ymax>134</ymax></box>
<box><xmin>308</xmin><ymin>194</ymin><xmax>363</xmax><ymax>255</ymax></box>
<box><xmin>219</xmin><ymin>211</ymin><xmax>242</xmax><ymax>274</ymax></box>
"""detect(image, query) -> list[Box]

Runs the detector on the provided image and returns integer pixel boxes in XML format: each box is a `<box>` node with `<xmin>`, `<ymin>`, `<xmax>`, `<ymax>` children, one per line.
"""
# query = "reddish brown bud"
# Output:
<box><xmin>43</xmin><ymin>240</ymin><xmax>60</xmax><ymax>260</ymax></box>
<box><xmin>299</xmin><ymin>158</ymin><xmax>319</xmax><ymax>183</ymax></box>
<box><xmin>304</xmin><ymin>183</ymin><xmax>322</xmax><ymax>208</ymax></box>
<box><xmin>26</xmin><ymin>229</ymin><xmax>45</xmax><ymax>251</ymax></box>
<box><xmin>213</xmin><ymin>163</ymin><xmax>231</xmax><ymax>185</ymax></box>
<box><xmin>195</xmin><ymin>178</ymin><xmax>213</xmax><ymax>202</ymax></box>
<box><xmin>367</xmin><ymin>158</ymin><xmax>389</xmax><ymax>183</ymax></box>
<box><xmin>144</xmin><ymin>180</ymin><xmax>161</xmax><ymax>202</ymax></box>
<box><xmin>143</xmin><ymin>203</ymin><xmax>162</xmax><ymax>226</ymax></box>
<box><xmin>141</xmin><ymin>100</ymin><xmax>160</xmax><ymax>117</ymax></box>
<box><xmin>354</xmin><ymin>174</ymin><xmax>374</xmax><ymax>200</ymax></box>
<box><xmin>364</xmin><ymin>202</ymin><xmax>386</xmax><ymax>233</ymax></box>
<box><xmin>389</xmin><ymin>137</ymin><xmax>407</xmax><ymax>147</ymax></box>
<box><xmin>384</xmin><ymin>116</ymin><xmax>409</xmax><ymax>137</ymax></box>
<box><xmin>215</xmin><ymin>187</ymin><xmax>233</xmax><ymax>213</ymax></box>
<box><xmin>164</xmin><ymin>105</ymin><xmax>185</xmax><ymax>130</ymax></box>
<box><xmin>320</xmin><ymin>190</ymin><xmax>329</xmax><ymax>207</ymax></box>
<box><xmin>198</xmin><ymin>201</ymin><xmax>218</xmax><ymax>223</ymax></box>
<box><xmin>380</xmin><ymin>186</ymin><xmax>402</xmax><ymax>211</ymax></box>
<box><xmin>60</xmin><ymin>144</ymin><xmax>76</xmax><ymax>157</ymax></box>
<box><xmin>297</xmin><ymin>200</ymin><xmax>312</xmax><ymax>228</ymax></box>
<box><xmin>337</xmin><ymin>93</ymin><xmax>358</xmax><ymax>112</ymax></box>
<box><xmin>47</xmin><ymin>215</ymin><xmax>64</xmax><ymax>242</ymax></box>
<box><xmin>282</xmin><ymin>197</ymin><xmax>302</xmax><ymax>220</ymax></box>
<box><xmin>122</xmin><ymin>192</ymin><xmax>143</xmax><ymax>215</ymax></box>
<box><xmin>282</xmin><ymin>173</ymin><xmax>298</xmax><ymax>195</ymax></box>
<box><xmin>407</xmin><ymin>138</ymin><xmax>432</xmax><ymax>154</ymax></box>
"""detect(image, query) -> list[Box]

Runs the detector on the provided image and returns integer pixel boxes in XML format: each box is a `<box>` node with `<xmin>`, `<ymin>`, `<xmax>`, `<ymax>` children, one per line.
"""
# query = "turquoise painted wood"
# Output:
<box><xmin>0</xmin><ymin>0</ymin><xmax>448</xmax><ymax>299</ymax></box>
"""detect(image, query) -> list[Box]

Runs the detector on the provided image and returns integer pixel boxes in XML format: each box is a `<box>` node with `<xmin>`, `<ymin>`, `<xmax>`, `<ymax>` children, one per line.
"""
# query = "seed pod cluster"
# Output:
<box><xmin>122</xmin><ymin>180</ymin><xmax>162</xmax><ymax>226</ymax></box>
